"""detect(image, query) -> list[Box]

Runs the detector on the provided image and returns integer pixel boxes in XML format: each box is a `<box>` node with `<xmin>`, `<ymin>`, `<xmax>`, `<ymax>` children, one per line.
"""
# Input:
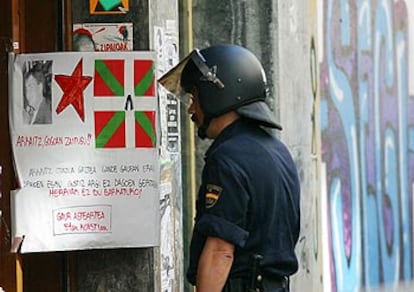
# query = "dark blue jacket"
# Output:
<box><xmin>187</xmin><ymin>119</ymin><xmax>300</xmax><ymax>284</ymax></box>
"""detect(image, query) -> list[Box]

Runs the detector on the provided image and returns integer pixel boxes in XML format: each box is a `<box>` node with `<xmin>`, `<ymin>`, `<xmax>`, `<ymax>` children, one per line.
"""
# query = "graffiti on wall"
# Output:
<box><xmin>320</xmin><ymin>0</ymin><xmax>414</xmax><ymax>291</ymax></box>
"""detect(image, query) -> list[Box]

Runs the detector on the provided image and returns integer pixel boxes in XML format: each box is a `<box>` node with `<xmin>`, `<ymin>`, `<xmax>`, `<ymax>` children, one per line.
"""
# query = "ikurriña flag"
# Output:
<box><xmin>93</xmin><ymin>58</ymin><xmax>156</xmax><ymax>149</ymax></box>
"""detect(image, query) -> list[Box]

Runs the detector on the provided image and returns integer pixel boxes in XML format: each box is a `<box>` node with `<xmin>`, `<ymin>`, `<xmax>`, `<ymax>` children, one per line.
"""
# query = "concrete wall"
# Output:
<box><xmin>276</xmin><ymin>1</ymin><xmax>322</xmax><ymax>291</ymax></box>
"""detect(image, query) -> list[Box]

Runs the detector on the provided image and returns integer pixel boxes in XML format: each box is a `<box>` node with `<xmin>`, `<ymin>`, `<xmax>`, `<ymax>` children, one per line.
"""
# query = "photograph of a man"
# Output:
<box><xmin>22</xmin><ymin>60</ymin><xmax>53</xmax><ymax>125</ymax></box>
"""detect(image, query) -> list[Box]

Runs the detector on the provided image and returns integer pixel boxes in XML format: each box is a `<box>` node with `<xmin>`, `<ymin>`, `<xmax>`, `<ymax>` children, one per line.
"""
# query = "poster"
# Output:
<box><xmin>90</xmin><ymin>0</ymin><xmax>129</xmax><ymax>14</ymax></box>
<box><xmin>154</xmin><ymin>24</ymin><xmax>180</xmax><ymax>154</ymax></box>
<box><xmin>8</xmin><ymin>51</ymin><xmax>160</xmax><ymax>253</ymax></box>
<box><xmin>73</xmin><ymin>23</ymin><xmax>133</xmax><ymax>52</ymax></box>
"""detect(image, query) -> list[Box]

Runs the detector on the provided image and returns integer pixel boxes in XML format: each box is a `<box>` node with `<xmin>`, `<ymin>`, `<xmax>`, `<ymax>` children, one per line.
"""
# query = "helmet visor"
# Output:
<box><xmin>158</xmin><ymin>49</ymin><xmax>224</xmax><ymax>102</ymax></box>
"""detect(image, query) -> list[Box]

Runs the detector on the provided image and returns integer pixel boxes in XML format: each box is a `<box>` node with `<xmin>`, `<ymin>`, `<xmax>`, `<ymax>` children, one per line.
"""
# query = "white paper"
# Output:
<box><xmin>9</xmin><ymin>51</ymin><xmax>160</xmax><ymax>252</ymax></box>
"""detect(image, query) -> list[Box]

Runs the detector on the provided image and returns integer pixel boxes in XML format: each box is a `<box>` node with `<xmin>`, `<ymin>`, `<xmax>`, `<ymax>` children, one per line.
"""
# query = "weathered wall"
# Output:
<box><xmin>276</xmin><ymin>0</ymin><xmax>322</xmax><ymax>291</ymax></box>
<box><xmin>149</xmin><ymin>1</ymin><xmax>183</xmax><ymax>292</ymax></box>
<box><xmin>320</xmin><ymin>0</ymin><xmax>414</xmax><ymax>291</ymax></box>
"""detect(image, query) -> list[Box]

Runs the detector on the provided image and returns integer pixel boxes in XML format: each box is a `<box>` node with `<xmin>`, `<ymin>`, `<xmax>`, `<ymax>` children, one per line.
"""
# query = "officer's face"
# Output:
<box><xmin>187</xmin><ymin>87</ymin><xmax>204</xmax><ymax>127</ymax></box>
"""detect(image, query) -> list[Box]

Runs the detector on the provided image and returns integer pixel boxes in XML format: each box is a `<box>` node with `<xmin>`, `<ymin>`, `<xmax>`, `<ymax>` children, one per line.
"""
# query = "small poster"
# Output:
<box><xmin>154</xmin><ymin>25</ymin><xmax>180</xmax><ymax>154</ymax></box>
<box><xmin>9</xmin><ymin>51</ymin><xmax>160</xmax><ymax>253</ymax></box>
<box><xmin>73</xmin><ymin>23</ymin><xmax>133</xmax><ymax>52</ymax></box>
<box><xmin>90</xmin><ymin>0</ymin><xmax>129</xmax><ymax>14</ymax></box>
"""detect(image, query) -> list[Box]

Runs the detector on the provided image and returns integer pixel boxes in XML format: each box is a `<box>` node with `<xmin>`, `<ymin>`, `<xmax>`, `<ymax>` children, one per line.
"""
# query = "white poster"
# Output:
<box><xmin>8</xmin><ymin>51</ymin><xmax>160</xmax><ymax>253</ymax></box>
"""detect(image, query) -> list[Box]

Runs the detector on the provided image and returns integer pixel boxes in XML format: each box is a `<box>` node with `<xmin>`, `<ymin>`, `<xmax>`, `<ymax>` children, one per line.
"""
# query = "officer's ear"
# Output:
<box><xmin>180</xmin><ymin>85</ymin><xmax>198</xmax><ymax>108</ymax></box>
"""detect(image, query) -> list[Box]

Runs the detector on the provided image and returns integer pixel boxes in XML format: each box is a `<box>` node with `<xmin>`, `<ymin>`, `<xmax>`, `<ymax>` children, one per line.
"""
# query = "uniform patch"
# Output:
<box><xmin>205</xmin><ymin>184</ymin><xmax>222</xmax><ymax>208</ymax></box>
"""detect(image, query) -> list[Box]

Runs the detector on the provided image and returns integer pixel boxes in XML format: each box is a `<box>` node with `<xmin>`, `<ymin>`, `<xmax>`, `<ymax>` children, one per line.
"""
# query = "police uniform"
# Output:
<box><xmin>186</xmin><ymin>118</ymin><xmax>301</xmax><ymax>290</ymax></box>
<box><xmin>158</xmin><ymin>44</ymin><xmax>301</xmax><ymax>291</ymax></box>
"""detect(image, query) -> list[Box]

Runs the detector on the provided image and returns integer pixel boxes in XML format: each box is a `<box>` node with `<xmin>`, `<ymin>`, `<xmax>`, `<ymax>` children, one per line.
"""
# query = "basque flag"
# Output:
<box><xmin>93</xmin><ymin>58</ymin><xmax>156</xmax><ymax>149</ymax></box>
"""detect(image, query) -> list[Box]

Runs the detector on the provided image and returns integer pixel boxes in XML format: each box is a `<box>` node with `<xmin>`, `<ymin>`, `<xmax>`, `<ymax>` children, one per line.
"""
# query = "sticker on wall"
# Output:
<box><xmin>73</xmin><ymin>23</ymin><xmax>133</xmax><ymax>52</ymax></box>
<box><xmin>90</xmin><ymin>0</ymin><xmax>129</xmax><ymax>14</ymax></box>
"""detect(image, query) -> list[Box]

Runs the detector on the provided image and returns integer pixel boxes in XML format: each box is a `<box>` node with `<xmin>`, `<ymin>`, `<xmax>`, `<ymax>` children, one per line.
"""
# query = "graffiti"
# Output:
<box><xmin>320</xmin><ymin>0</ymin><xmax>414</xmax><ymax>291</ymax></box>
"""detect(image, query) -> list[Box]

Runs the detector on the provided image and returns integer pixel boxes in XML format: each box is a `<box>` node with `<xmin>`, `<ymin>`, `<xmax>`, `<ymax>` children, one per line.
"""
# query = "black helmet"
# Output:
<box><xmin>159</xmin><ymin>44</ymin><xmax>282</xmax><ymax>133</ymax></box>
<box><xmin>182</xmin><ymin>44</ymin><xmax>267</xmax><ymax>115</ymax></box>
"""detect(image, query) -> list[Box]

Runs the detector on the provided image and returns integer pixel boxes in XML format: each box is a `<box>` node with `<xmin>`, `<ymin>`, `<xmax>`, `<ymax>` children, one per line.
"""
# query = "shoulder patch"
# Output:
<box><xmin>205</xmin><ymin>184</ymin><xmax>222</xmax><ymax>208</ymax></box>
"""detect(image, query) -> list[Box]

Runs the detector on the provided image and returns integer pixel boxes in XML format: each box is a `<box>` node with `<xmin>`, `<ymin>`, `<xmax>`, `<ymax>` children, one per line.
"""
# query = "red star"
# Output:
<box><xmin>55</xmin><ymin>59</ymin><xmax>92</xmax><ymax>121</ymax></box>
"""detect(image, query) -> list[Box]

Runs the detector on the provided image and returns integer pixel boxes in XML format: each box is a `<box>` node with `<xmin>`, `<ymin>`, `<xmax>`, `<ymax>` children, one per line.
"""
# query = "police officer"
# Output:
<box><xmin>160</xmin><ymin>44</ymin><xmax>301</xmax><ymax>292</ymax></box>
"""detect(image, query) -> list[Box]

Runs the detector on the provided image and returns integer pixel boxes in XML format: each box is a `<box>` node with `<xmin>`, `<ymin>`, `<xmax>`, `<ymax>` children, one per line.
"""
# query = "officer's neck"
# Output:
<box><xmin>205</xmin><ymin>111</ymin><xmax>240</xmax><ymax>139</ymax></box>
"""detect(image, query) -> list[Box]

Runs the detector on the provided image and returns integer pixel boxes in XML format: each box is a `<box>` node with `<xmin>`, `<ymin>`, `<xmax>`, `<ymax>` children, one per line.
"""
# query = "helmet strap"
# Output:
<box><xmin>197</xmin><ymin>115</ymin><xmax>212</xmax><ymax>139</ymax></box>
